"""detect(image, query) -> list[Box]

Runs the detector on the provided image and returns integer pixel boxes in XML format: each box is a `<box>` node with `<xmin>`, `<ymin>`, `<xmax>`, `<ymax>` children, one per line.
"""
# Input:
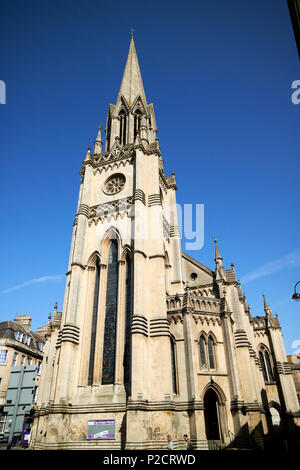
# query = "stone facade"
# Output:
<box><xmin>31</xmin><ymin>38</ymin><xmax>300</xmax><ymax>450</ymax></box>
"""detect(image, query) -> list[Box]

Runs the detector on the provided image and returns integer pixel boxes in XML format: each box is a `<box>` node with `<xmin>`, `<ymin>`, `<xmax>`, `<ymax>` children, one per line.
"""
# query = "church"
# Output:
<box><xmin>31</xmin><ymin>38</ymin><xmax>300</xmax><ymax>450</ymax></box>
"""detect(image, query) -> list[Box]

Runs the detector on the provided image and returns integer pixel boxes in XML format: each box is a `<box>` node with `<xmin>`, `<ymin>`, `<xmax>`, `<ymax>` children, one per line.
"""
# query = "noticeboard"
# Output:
<box><xmin>87</xmin><ymin>419</ymin><xmax>115</xmax><ymax>440</ymax></box>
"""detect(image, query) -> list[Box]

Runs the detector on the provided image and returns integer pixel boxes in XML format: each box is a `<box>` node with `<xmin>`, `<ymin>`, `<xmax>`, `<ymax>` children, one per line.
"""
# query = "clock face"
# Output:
<box><xmin>103</xmin><ymin>173</ymin><xmax>126</xmax><ymax>195</ymax></box>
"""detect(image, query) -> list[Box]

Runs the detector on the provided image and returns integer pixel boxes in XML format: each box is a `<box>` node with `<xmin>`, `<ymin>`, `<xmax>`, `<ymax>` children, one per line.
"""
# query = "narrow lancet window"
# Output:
<box><xmin>106</xmin><ymin>116</ymin><xmax>111</xmax><ymax>151</ymax></box>
<box><xmin>208</xmin><ymin>336</ymin><xmax>215</xmax><ymax>369</ymax></box>
<box><xmin>119</xmin><ymin>110</ymin><xmax>127</xmax><ymax>146</ymax></box>
<box><xmin>265</xmin><ymin>351</ymin><xmax>274</xmax><ymax>382</ymax></box>
<box><xmin>170</xmin><ymin>337</ymin><xmax>178</xmax><ymax>394</ymax></box>
<box><xmin>134</xmin><ymin>109</ymin><xmax>142</xmax><ymax>141</ymax></box>
<box><xmin>124</xmin><ymin>255</ymin><xmax>132</xmax><ymax>392</ymax></box>
<box><xmin>88</xmin><ymin>259</ymin><xmax>100</xmax><ymax>385</ymax></box>
<box><xmin>199</xmin><ymin>335</ymin><xmax>207</xmax><ymax>368</ymax></box>
<box><xmin>102</xmin><ymin>240</ymin><xmax>119</xmax><ymax>385</ymax></box>
<box><xmin>259</xmin><ymin>351</ymin><xmax>268</xmax><ymax>382</ymax></box>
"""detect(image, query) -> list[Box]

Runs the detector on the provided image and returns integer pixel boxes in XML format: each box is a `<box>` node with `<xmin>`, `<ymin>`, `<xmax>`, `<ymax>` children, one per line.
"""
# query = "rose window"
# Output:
<box><xmin>104</xmin><ymin>174</ymin><xmax>126</xmax><ymax>195</ymax></box>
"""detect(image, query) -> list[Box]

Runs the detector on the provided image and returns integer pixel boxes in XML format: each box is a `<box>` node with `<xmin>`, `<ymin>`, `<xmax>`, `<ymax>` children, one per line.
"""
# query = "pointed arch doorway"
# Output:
<box><xmin>204</xmin><ymin>388</ymin><xmax>222</xmax><ymax>441</ymax></box>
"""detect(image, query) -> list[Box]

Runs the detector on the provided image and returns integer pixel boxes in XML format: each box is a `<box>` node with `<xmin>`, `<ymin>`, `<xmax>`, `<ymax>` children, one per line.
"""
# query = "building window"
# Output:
<box><xmin>38</xmin><ymin>342</ymin><xmax>44</xmax><ymax>352</ymax></box>
<box><xmin>14</xmin><ymin>331</ymin><xmax>23</xmax><ymax>342</ymax></box>
<box><xmin>119</xmin><ymin>109</ymin><xmax>127</xmax><ymax>146</ymax></box>
<box><xmin>208</xmin><ymin>336</ymin><xmax>215</xmax><ymax>369</ymax></box>
<box><xmin>0</xmin><ymin>414</ymin><xmax>6</xmax><ymax>434</ymax></box>
<box><xmin>32</xmin><ymin>386</ymin><xmax>38</xmax><ymax>403</ymax></box>
<box><xmin>20</xmin><ymin>355</ymin><xmax>25</xmax><ymax>366</ymax></box>
<box><xmin>134</xmin><ymin>109</ymin><xmax>142</xmax><ymax>142</ymax></box>
<box><xmin>12</xmin><ymin>352</ymin><xmax>18</xmax><ymax>367</ymax></box>
<box><xmin>124</xmin><ymin>255</ymin><xmax>132</xmax><ymax>392</ymax></box>
<box><xmin>88</xmin><ymin>259</ymin><xmax>101</xmax><ymax>386</ymax></box>
<box><xmin>23</xmin><ymin>335</ymin><xmax>31</xmax><ymax>346</ymax></box>
<box><xmin>0</xmin><ymin>350</ymin><xmax>8</xmax><ymax>365</ymax></box>
<box><xmin>259</xmin><ymin>346</ymin><xmax>275</xmax><ymax>383</ymax></box>
<box><xmin>27</xmin><ymin>357</ymin><xmax>32</xmax><ymax>365</ymax></box>
<box><xmin>170</xmin><ymin>337</ymin><xmax>178</xmax><ymax>394</ymax></box>
<box><xmin>37</xmin><ymin>362</ymin><xmax>42</xmax><ymax>375</ymax></box>
<box><xmin>199</xmin><ymin>334</ymin><xmax>216</xmax><ymax>370</ymax></box>
<box><xmin>102</xmin><ymin>240</ymin><xmax>119</xmax><ymax>385</ymax></box>
<box><xmin>199</xmin><ymin>336</ymin><xmax>207</xmax><ymax>368</ymax></box>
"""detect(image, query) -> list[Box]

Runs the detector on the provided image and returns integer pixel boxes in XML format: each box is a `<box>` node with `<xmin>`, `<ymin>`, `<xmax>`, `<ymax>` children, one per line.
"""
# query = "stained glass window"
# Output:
<box><xmin>102</xmin><ymin>240</ymin><xmax>119</xmax><ymax>385</ymax></box>
<box><xmin>259</xmin><ymin>351</ymin><xmax>268</xmax><ymax>382</ymax></box>
<box><xmin>124</xmin><ymin>255</ymin><xmax>132</xmax><ymax>392</ymax></box>
<box><xmin>170</xmin><ymin>337</ymin><xmax>177</xmax><ymax>394</ymax></box>
<box><xmin>199</xmin><ymin>336</ymin><xmax>206</xmax><ymax>368</ymax></box>
<box><xmin>208</xmin><ymin>336</ymin><xmax>215</xmax><ymax>369</ymax></box>
<box><xmin>265</xmin><ymin>351</ymin><xmax>274</xmax><ymax>382</ymax></box>
<box><xmin>88</xmin><ymin>260</ymin><xmax>100</xmax><ymax>385</ymax></box>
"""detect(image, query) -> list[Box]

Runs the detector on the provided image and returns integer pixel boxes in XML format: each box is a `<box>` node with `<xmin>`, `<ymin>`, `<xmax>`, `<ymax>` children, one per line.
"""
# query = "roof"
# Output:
<box><xmin>0</xmin><ymin>320</ymin><xmax>45</xmax><ymax>353</ymax></box>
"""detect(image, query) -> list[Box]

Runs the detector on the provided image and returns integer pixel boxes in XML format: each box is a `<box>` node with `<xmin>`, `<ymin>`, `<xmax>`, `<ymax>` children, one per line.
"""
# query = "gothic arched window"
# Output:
<box><xmin>265</xmin><ymin>351</ymin><xmax>274</xmax><ymax>382</ymax></box>
<box><xmin>119</xmin><ymin>109</ymin><xmax>127</xmax><ymax>146</ymax></box>
<box><xmin>259</xmin><ymin>351</ymin><xmax>268</xmax><ymax>382</ymax></box>
<box><xmin>124</xmin><ymin>254</ymin><xmax>132</xmax><ymax>392</ymax></box>
<box><xmin>170</xmin><ymin>336</ymin><xmax>178</xmax><ymax>394</ymax></box>
<box><xmin>134</xmin><ymin>109</ymin><xmax>142</xmax><ymax>142</ymax></box>
<box><xmin>88</xmin><ymin>258</ymin><xmax>100</xmax><ymax>385</ymax></box>
<box><xmin>106</xmin><ymin>115</ymin><xmax>111</xmax><ymax>151</ymax></box>
<box><xmin>208</xmin><ymin>336</ymin><xmax>215</xmax><ymax>369</ymax></box>
<box><xmin>199</xmin><ymin>335</ymin><xmax>207</xmax><ymax>368</ymax></box>
<box><xmin>101</xmin><ymin>240</ymin><xmax>119</xmax><ymax>385</ymax></box>
<box><xmin>259</xmin><ymin>346</ymin><xmax>275</xmax><ymax>383</ymax></box>
<box><xmin>199</xmin><ymin>333</ymin><xmax>216</xmax><ymax>370</ymax></box>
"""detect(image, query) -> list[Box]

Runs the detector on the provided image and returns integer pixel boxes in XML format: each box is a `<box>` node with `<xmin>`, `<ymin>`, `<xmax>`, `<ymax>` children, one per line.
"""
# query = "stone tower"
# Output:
<box><xmin>32</xmin><ymin>39</ymin><xmax>300</xmax><ymax>450</ymax></box>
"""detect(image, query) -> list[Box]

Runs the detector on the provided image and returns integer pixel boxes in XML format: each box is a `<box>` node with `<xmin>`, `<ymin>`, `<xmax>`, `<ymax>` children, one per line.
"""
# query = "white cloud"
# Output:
<box><xmin>0</xmin><ymin>275</ymin><xmax>63</xmax><ymax>294</ymax></box>
<box><xmin>241</xmin><ymin>250</ymin><xmax>300</xmax><ymax>284</ymax></box>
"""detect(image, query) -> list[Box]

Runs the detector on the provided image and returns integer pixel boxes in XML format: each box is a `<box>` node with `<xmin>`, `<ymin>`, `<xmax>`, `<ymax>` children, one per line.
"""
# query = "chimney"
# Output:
<box><xmin>13</xmin><ymin>314</ymin><xmax>32</xmax><ymax>332</ymax></box>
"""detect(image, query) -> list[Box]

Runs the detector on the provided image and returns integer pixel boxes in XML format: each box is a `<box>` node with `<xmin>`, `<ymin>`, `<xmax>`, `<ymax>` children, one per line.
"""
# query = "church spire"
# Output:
<box><xmin>117</xmin><ymin>37</ymin><xmax>147</xmax><ymax>106</ymax></box>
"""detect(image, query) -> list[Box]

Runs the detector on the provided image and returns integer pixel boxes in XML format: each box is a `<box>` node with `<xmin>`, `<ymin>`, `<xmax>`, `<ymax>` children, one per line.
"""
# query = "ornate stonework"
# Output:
<box><xmin>31</xmin><ymin>37</ymin><xmax>300</xmax><ymax>451</ymax></box>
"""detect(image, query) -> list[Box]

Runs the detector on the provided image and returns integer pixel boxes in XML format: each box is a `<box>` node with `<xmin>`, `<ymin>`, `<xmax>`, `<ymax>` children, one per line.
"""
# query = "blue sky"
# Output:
<box><xmin>0</xmin><ymin>0</ymin><xmax>299</xmax><ymax>354</ymax></box>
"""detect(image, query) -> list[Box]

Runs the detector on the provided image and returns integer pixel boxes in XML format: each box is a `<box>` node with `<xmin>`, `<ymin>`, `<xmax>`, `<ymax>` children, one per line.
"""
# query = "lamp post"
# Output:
<box><xmin>292</xmin><ymin>281</ymin><xmax>300</xmax><ymax>300</ymax></box>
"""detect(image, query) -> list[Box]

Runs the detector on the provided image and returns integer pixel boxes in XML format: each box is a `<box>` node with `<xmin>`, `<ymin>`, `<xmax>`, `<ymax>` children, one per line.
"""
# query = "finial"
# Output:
<box><xmin>263</xmin><ymin>292</ymin><xmax>273</xmax><ymax>317</ymax></box>
<box><xmin>83</xmin><ymin>146</ymin><xmax>91</xmax><ymax>162</ymax></box>
<box><xmin>94</xmin><ymin>125</ymin><xmax>103</xmax><ymax>154</ymax></box>
<box><xmin>214</xmin><ymin>236</ymin><xmax>223</xmax><ymax>265</ymax></box>
<box><xmin>54</xmin><ymin>302</ymin><xmax>58</xmax><ymax>311</ymax></box>
<box><xmin>130</xmin><ymin>27</ymin><xmax>135</xmax><ymax>38</ymax></box>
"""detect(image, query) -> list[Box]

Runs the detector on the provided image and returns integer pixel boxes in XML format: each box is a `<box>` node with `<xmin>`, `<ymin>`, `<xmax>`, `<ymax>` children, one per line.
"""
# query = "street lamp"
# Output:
<box><xmin>292</xmin><ymin>281</ymin><xmax>300</xmax><ymax>300</ymax></box>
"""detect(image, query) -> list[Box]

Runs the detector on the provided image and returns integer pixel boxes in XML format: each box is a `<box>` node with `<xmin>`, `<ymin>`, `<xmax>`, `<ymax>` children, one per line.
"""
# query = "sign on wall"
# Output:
<box><xmin>87</xmin><ymin>419</ymin><xmax>115</xmax><ymax>439</ymax></box>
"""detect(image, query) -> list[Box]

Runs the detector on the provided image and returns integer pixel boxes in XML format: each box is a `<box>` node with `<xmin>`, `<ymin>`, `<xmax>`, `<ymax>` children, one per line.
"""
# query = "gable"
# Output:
<box><xmin>181</xmin><ymin>252</ymin><xmax>214</xmax><ymax>286</ymax></box>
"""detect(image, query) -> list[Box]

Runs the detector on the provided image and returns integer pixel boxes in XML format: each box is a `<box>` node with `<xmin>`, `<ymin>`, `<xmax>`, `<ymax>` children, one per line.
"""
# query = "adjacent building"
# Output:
<box><xmin>0</xmin><ymin>315</ymin><xmax>45</xmax><ymax>437</ymax></box>
<box><xmin>31</xmin><ymin>38</ymin><xmax>300</xmax><ymax>450</ymax></box>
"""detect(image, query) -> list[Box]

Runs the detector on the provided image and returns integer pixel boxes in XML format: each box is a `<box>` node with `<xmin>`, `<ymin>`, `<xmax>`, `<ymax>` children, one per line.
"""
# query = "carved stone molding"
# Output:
<box><xmin>170</xmin><ymin>225</ymin><xmax>180</xmax><ymax>238</ymax></box>
<box><xmin>77</xmin><ymin>203</ymin><xmax>90</xmax><ymax>218</ymax></box>
<box><xmin>148</xmin><ymin>194</ymin><xmax>161</xmax><ymax>207</ymax></box>
<box><xmin>150</xmin><ymin>317</ymin><xmax>170</xmax><ymax>337</ymax></box>
<box><xmin>133</xmin><ymin>188</ymin><xmax>146</xmax><ymax>205</ymax></box>
<box><xmin>131</xmin><ymin>314</ymin><xmax>148</xmax><ymax>337</ymax></box>
<box><xmin>234</xmin><ymin>329</ymin><xmax>250</xmax><ymax>348</ymax></box>
<box><xmin>276</xmin><ymin>361</ymin><xmax>292</xmax><ymax>375</ymax></box>
<box><xmin>56</xmin><ymin>323</ymin><xmax>80</xmax><ymax>348</ymax></box>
